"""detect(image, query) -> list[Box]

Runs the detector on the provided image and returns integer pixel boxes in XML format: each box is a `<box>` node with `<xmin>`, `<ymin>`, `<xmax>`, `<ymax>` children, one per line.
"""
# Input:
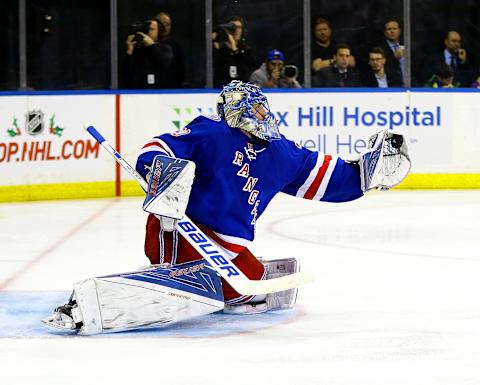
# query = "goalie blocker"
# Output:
<box><xmin>42</xmin><ymin>257</ymin><xmax>300</xmax><ymax>334</ymax></box>
<box><xmin>143</xmin><ymin>154</ymin><xmax>196</xmax><ymax>232</ymax></box>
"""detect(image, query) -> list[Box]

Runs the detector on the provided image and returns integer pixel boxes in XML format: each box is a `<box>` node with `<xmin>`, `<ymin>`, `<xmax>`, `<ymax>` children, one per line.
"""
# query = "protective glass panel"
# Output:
<box><xmin>212</xmin><ymin>0</ymin><xmax>304</xmax><ymax>89</ymax></box>
<box><xmin>411</xmin><ymin>0</ymin><xmax>480</xmax><ymax>88</ymax></box>
<box><xmin>118</xmin><ymin>0</ymin><xmax>205</xmax><ymax>89</ymax></box>
<box><xmin>1</xmin><ymin>0</ymin><xmax>19</xmax><ymax>90</ymax></box>
<box><xmin>311</xmin><ymin>0</ymin><xmax>405</xmax><ymax>88</ymax></box>
<box><xmin>26</xmin><ymin>0</ymin><xmax>110</xmax><ymax>90</ymax></box>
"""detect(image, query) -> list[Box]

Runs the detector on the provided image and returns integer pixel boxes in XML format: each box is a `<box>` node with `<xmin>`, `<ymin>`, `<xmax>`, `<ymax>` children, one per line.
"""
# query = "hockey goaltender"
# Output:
<box><xmin>43</xmin><ymin>81</ymin><xmax>411</xmax><ymax>334</ymax></box>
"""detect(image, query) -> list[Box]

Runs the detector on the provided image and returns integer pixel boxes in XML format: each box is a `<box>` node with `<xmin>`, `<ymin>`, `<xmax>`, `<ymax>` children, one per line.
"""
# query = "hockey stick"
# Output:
<box><xmin>85</xmin><ymin>124</ymin><xmax>313</xmax><ymax>295</ymax></box>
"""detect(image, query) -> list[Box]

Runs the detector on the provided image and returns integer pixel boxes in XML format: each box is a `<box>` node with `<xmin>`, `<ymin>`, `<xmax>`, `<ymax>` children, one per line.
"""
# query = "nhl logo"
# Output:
<box><xmin>25</xmin><ymin>110</ymin><xmax>45</xmax><ymax>136</ymax></box>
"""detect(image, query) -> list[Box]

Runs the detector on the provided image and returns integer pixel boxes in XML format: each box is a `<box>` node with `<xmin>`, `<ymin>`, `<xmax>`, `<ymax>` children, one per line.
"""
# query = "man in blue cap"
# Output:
<box><xmin>249</xmin><ymin>49</ymin><xmax>301</xmax><ymax>88</ymax></box>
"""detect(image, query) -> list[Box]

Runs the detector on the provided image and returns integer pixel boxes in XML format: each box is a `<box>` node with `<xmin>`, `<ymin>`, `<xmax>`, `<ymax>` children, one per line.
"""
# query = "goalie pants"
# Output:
<box><xmin>144</xmin><ymin>214</ymin><xmax>265</xmax><ymax>304</ymax></box>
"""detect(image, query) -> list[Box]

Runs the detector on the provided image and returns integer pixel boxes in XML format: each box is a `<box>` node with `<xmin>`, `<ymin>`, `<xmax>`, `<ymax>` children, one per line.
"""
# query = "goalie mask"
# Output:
<box><xmin>216</xmin><ymin>80</ymin><xmax>281</xmax><ymax>142</ymax></box>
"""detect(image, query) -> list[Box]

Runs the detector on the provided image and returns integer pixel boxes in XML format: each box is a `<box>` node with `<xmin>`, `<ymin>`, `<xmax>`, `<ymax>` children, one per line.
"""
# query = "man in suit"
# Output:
<box><xmin>362</xmin><ymin>47</ymin><xmax>403</xmax><ymax>88</ymax></box>
<box><xmin>313</xmin><ymin>44</ymin><xmax>361</xmax><ymax>87</ymax></box>
<box><xmin>377</xmin><ymin>20</ymin><xmax>405</xmax><ymax>87</ymax></box>
<box><xmin>434</xmin><ymin>31</ymin><xmax>473</xmax><ymax>87</ymax></box>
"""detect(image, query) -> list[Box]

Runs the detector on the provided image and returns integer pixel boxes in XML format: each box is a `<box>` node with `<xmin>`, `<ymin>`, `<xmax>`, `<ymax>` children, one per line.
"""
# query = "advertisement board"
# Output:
<box><xmin>1</xmin><ymin>90</ymin><xmax>479</xmax><ymax>201</ymax></box>
<box><xmin>122</xmin><ymin>90</ymin><xmax>460</xmax><ymax>174</ymax></box>
<box><xmin>0</xmin><ymin>95</ymin><xmax>115</xmax><ymax>186</ymax></box>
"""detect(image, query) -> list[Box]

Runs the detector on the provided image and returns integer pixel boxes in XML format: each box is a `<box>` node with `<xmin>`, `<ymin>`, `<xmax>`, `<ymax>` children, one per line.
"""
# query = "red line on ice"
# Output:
<box><xmin>0</xmin><ymin>199</ymin><xmax>117</xmax><ymax>290</ymax></box>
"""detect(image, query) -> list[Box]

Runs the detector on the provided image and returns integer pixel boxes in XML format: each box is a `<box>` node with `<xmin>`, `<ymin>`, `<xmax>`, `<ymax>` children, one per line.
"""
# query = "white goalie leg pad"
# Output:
<box><xmin>143</xmin><ymin>155</ymin><xmax>196</xmax><ymax>231</ymax></box>
<box><xmin>223</xmin><ymin>257</ymin><xmax>299</xmax><ymax>315</ymax></box>
<box><xmin>71</xmin><ymin>260</ymin><xmax>224</xmax><ymax>335</ymax></box>
<box><xmin>358</xmin><ymin>130</ymin><xmax>411</xmax><ymax>192</ymax></box>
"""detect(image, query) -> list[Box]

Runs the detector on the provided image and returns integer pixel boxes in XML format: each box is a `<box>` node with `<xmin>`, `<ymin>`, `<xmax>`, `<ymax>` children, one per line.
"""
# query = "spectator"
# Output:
<box><xmin>425</xmin><ymin>63</ymin><xmax>459</xmax><ymax>88</ymax></box>
<box><xmin>123</xmin><ymin>19</ymin><xmax>173</xmax><ymax>89</ymax></box>
<box><xmin>472</xmin><ymin>74</ymin><xmax>480</xmax><ymax>88</ymax></box>
<box><xmin>362</xmin><ymin>47</ymin><xmax>403</xmax><ymax>88</ymax></box>
<box><xmin>377</xmin><ymin>20</ymin><xmax>405</xmax><ymax>86</ymax></box>
<box><xmin>311</xmin><ymin>17</ymin><xmax>355</xmax><ymax>74</ymax></box>
<box><xmin>212</xmin><ymin>16</ymin><xmax>257</xmax><ymax>88</ymax></box>
<box><xmin>313</xmin><ymin>44</ymin><xmax>360</xmax><ymax>87</ymax></box>
<box><xmin>433</xmin><ymin>31</ymin><xmax>474</xmax><ymax>87</ymax></box>
<box><xmin>155</xmin><ymin>12</ymin><xmax>186</xmax><ymax>88</ymax></box>
<box><xmin>249</xmin><ymin>49</ymin><xmax>301</xmax><ymax>88</ymax></box>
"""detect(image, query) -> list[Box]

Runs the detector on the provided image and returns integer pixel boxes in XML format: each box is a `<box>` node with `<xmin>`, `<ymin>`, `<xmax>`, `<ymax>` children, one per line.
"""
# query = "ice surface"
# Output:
<box><xmin>1</xmin><ymin>191</ymin><xmax>480</xmax><ymax>385</ymax></box>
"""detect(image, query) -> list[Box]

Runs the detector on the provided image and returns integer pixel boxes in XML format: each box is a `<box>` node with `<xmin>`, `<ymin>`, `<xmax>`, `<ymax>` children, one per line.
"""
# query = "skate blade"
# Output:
<box><xmin>41</xmin><ymin>314</ymin><xmax>77</xmax><ymax>331</ymax></box>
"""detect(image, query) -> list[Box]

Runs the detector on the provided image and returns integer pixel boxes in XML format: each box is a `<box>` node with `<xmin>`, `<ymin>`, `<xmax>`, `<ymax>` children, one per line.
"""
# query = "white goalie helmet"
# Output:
<box><xmin>216</xmin><ymin>80</ymin><xmax>281</xmax><ymax>142</ymax></box>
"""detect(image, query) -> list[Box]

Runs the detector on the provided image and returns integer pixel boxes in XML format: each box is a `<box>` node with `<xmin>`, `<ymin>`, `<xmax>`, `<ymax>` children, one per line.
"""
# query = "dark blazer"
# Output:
<box><xmin>377</xmin><ymin>39</ymin><xmax>404</xmax><ymax>86</ymax></box>
<box><xmin>430</xmin><ymin>52</ymin><xmax>474</xmax><ymax>87</ymax></box>
<box><xmin>313</xmin><ymin>65</ymin><xmax>361</xmax><ymax>87</ymax></box>
<box><xmin>361</xmin><ymin>68</ymin><xmax>403</xmax><ymax>87</ymax></box>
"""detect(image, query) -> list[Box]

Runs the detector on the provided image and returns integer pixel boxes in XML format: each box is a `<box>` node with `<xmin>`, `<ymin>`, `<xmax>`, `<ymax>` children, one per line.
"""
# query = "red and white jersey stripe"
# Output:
<box><xmin>296</xmin><ymin>153</ymin><xmax>338</xmax><ymax>201</ymax></box>
<box><xmin>138</xmin><ymin>138</ymin><xmax>176</xmax><ymax>158</ymax></box>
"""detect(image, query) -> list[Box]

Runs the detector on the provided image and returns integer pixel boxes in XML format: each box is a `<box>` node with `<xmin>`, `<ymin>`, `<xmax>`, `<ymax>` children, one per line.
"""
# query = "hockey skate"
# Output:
<box><xmin>42</xmin><ymin>296</ymin><xmax>83</xmax><ymax>331</ymax></box>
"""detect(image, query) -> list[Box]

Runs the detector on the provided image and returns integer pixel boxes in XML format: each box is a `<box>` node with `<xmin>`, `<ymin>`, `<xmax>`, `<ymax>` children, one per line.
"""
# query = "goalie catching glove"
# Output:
<box><xmin>143</xmin><ymin>154</ymin><xmax>196</xmax><ymax>231</ymax></box>
<box><xmin>355</xmin><ymin>130</ymin><xmax>411</xmax><ymax>192</ymax></box>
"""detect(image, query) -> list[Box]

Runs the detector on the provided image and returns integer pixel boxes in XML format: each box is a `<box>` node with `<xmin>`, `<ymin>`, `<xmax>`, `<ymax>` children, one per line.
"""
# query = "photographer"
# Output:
<box><xmin>212</xmin><ymin>16</ymin><xmax>256</xmax><ymax>88</ymax></box>
<box><xmin>155</xmin><ymin>12</ymin><xmax>185</xmax><ymax>88</ymax></box>
<box><xmin>249</xmin><ymin>49</ymin><xmax>301</xmax><ymax>88</ymax></box>
<box><xmin>123</xmin><ymin>18</ymin><xmax>173</xmax><ymax>89</ymax></box>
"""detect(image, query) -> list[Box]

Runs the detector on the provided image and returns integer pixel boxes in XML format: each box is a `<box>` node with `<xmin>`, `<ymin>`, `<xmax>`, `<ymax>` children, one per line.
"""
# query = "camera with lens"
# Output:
<box><xmin>282</xmin><ymin>65</ymin><xmax>298</xmax><ymax>79</ymax></box>
<box><xmin>128</xmin><ymin>20</ymin><xmax>151</xmax><ymax>44</ymax></box>
<box><xmin>128</xmin><ymin>19</ymin><xmax>165</xmax><ymax>45</ymax></box>
<box><xmin>213</xmin><ymin>22</ymin><xmax>237</xmax><ymax>46</ymax></box>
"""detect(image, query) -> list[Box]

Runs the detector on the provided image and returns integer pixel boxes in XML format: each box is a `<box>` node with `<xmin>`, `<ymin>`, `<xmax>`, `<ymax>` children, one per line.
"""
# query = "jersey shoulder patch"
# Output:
<box><xmin>171</xmin><ymin>126</ymin><xmax>191</xmax><ymax>137</ymax></box>
<box><xmin>170</xmin><ymin>115</ymin><xmax>220</xmax><ymax>138</ymax></box>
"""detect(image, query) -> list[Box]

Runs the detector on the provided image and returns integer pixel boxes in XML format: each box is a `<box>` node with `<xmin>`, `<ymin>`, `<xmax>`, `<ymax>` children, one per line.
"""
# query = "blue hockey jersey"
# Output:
<box><xmin>136</xmin><ymin>115</ymin><xmax>363</xmax><ymax>254</ymax></box>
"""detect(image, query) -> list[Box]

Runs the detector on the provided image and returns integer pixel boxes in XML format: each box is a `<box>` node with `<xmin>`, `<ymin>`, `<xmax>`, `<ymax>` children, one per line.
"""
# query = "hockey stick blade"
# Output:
<box><xmin>85</xmin><ymin>124</ymin><xmax>314</xmax><ymax>295</ymax></box>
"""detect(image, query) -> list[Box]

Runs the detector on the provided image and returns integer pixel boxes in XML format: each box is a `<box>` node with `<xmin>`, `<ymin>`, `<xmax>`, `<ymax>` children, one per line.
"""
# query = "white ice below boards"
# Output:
<box><xmin>1</xmin><ymin>190</ymin><xmax>480</xmax><ymax>385</ymax></box>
